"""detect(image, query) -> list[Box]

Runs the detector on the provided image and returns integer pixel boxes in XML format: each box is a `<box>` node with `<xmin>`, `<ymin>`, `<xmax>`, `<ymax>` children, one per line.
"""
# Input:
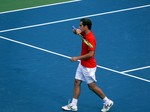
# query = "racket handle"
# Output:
<box><xmin>72</xmin><ymin>26</ymin><xmax>76</xmax><ymax>30</ymax></box>
<box><xmin>72</xmin><ymin>26</ymin><xmax>77</xmax><ymax>34</ymax></box>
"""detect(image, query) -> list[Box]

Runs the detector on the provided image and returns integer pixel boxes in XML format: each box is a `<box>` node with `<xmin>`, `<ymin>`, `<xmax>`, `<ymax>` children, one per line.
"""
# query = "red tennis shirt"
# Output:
<box><xmin>81</xmin><ymin>31</ymin><xmax>96</xmax><ymax>68</ymax></box>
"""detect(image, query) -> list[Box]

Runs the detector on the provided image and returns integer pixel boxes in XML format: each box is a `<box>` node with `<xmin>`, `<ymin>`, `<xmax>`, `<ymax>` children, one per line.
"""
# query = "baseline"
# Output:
<box><xmin>0</xmin><ymin>4</ymin><xmax>150</xmax><ymax>33</ymax></box>
<box><xmin>0</xmin><ymin>0</ymin><xmax>81</xmax><ymax>14</ymax></box>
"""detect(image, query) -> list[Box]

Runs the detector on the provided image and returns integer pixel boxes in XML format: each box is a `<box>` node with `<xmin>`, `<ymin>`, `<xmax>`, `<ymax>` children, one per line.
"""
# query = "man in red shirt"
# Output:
<box><xmin>62</xmin><ymin>18</ymin><xmax>113</xmax><ymax>112</ymax></box>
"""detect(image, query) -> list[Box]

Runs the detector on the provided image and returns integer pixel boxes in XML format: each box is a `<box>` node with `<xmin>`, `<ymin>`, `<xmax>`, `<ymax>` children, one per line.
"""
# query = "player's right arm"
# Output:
<box><xmin>70</xmin><ymin>50</ymin><xmax>94</xmax><ymax>62</ymax></box>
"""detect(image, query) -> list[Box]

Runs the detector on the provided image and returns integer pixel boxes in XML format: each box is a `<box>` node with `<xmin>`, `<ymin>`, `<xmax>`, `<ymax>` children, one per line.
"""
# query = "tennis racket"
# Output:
<box><xmin>72</xmin><ymin>26</ymin><xmax>93</xmax><ymax>48</ymax></box>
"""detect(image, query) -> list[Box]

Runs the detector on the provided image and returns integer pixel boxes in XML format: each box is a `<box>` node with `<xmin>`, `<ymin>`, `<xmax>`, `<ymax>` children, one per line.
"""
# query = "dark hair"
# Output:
<box><xmin>80</xmin><ymin>18</ymin><xmax>92</xmax><ymax>30</ymax></box>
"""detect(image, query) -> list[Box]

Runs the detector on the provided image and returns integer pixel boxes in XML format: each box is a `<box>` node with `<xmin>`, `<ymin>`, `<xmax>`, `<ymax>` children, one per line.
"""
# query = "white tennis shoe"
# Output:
<box><xmin>62</xmin><ymin>103</ymin><xmax>78</xmax><ymax>111</ymax></box>
<box><xmin>101</xmin><ymin>100</ymin><xmax>114</xmax><ymax>112</ymax></box>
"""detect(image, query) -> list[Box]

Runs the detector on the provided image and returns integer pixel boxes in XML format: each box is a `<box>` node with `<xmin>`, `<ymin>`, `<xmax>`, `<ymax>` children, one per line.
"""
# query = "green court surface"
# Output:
<box><xmin>0</xmin><ymin>0</ymin><xmax>71</xmax><ymax>12</ymax></box>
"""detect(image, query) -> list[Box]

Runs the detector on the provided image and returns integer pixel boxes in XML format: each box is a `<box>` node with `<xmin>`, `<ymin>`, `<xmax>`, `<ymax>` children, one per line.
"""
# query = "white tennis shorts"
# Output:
<box><xmin>75</xmin><ymin>63</ymin><xmax>97</xmax><ymax>84</ymax></box>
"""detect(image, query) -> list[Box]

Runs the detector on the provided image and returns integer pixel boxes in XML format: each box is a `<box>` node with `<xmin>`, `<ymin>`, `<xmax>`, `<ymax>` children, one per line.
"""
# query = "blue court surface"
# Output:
<box><xmin>0</xmin><ymin>0</ymin><xmax>150</xmax><ymax>112</ymax></box>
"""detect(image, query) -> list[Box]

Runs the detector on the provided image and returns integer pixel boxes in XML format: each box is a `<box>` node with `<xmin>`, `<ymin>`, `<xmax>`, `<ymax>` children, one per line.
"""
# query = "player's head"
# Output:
<box><xmin>80</xmin><ymin>18</ymin><xmax>92</xmax><ymax>30</ymax></box>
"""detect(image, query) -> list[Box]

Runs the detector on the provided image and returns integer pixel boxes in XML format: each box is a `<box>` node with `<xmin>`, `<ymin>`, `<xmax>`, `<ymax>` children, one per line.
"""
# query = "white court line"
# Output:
<box><xmin>97</xmin><ymin>65</ymin><xmax>150</xmax><ymax>83</ymax></box>
<box><xmin>0</xmin><ymin>35</ymin><xmax>150</xmax><ymax>83</ymax></box>
<box><xmin>0</xmin><ymin>36</ymin><xmax>71</xmax><ymax>59</ymax></box>
<box><xmin>0</xmin><ymin>4</ymin><xmax>150</xmax><ymax>33</ymax></box>
<box><xmin>0</xmin><ymin>0</ymin><xmax>81</xmax><ymax>14</ymax></box>
<box><xmin>121</xmin><ymin>66</ymin><xmax>150</xmax><ymax>73</ymax></box>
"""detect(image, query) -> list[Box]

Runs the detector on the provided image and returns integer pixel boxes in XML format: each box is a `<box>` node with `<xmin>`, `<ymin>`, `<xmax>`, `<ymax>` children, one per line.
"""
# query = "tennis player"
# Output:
<box><xmin>62</xmin><ymin>18</ymin><xmax>113</xmax><ymax>112</ymax></box>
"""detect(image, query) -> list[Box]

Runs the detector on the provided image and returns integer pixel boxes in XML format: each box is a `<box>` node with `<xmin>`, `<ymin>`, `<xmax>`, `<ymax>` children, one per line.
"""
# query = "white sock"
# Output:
<box><xmin>103</xmin><ymin>97</ymin><xmax>109</xmax><ymax>103</ymax></box>
<box><xmin>71</xmin><ymin>98</ymin><xmax>78</xmax><ymax>106</ymax></box>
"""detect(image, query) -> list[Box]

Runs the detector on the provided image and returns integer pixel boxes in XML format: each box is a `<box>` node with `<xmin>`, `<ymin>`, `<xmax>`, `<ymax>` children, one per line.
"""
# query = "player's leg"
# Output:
<box><xmin>88</xmin><ymin>82</ymin><xmax>114</xmax><ymax>112</ymax></box>
<box><xmin>83</xmin><ymin>65</ymin><xmax>113</xmax><ymax>112</ymax></box>
<box><xmin>62</xmin><ymin>63</ymin><xmax>84</xmax><ymax>111</ymax></box>
<box><xmin>73</xmin><ymin>79</ymin><xmax>82</xmax><ymax>99</ymax></box>
<box><xmin>88</xmin><ymin>82</ymin><xmax>105</xmax><ymax>99</ymax></box>
<box><xmin>62</xmin><ymin>79</ymin><xmax>82</xmax><ymax>111</ymax></box>
<box><xmin>88</xmin><ymin>82</ymin><xmax>112</xmax><ymax>103</ymax></box>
